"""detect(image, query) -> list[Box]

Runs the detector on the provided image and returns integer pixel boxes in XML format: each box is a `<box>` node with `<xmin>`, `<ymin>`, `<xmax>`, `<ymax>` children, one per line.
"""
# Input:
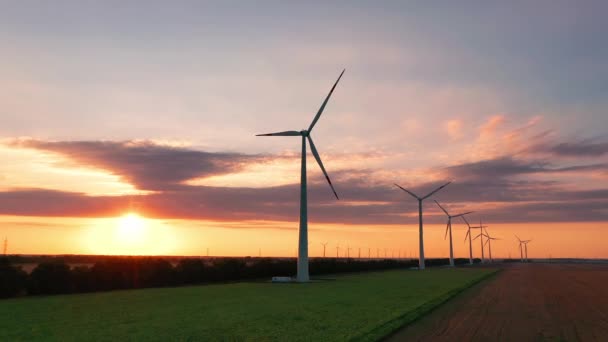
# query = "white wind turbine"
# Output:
<box><xmin>434</xmin><ymin>200</ymin><xmax>472</xmax><ymax>267</ymax></box>
<box><xmin>394</xmin><ymin>181</ymin><xmax>452</xmax><ymax>270</ymax></box>
<box><xmin>523</xmin><ymin>240</ymin><xmax>532</xmax><ymax>262</ymax></box>
<box><xmin>321</xmin><ymin>242</ymin><xmax>328</xmax><ymax>258</ymax></box>
<box><xmin>515</xmin><ymin>235</ymin><xmax>531</xmax><ymax>262</ymax></box>
<box><xmin>515</xmin><ymin>236</ymin><xmax>524</xmax><ymax>262</ymax></box>
<box><xmin>483</xmin><ymin>227</ymin><xmax>500</xmax><ymax>263</ymax></box>
<box><xmin>471</xmin><ymin>219</ymin><xmax>488</xmax><ymax>263</ymax></box>
<box><xmin>461</xmin><ymin>215</ymin><xmax>475</xmax><ymax>265</ymax></box>
<box><xmin>257</xmin><ymin>70</ymin><xmax>344</xmax><ymax>282</ymax></box>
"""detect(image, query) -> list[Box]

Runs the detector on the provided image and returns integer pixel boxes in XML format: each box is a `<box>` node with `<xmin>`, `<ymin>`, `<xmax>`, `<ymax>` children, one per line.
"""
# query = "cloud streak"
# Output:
<box><xmin>1</xmin><ymin>137</ymin><xmax>607</xmax><ymax>225</ymax></box>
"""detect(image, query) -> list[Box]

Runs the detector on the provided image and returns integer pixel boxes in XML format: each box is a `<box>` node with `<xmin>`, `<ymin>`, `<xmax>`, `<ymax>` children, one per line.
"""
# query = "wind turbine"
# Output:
<box><xmin>256</xmin><ymin>70</ymin><xmax>344</xmax><ymax>282</ymax></box>
<box><xmin>321</xmin><ymin>242</ymin><xmax>328</xmax><ymax>258</ymax></box>
<box><xmin>471</xmin><ymin>219</ymin><xmax>488</xmax><ymax>263</ymax></box>
<box><xmin>483</xmin><ymin>227</ymin><xmax>500</xmax><ymax>263</ymax></box>
<box><xmin>461</xmin><ymin>216</ymin><xmax>475</xmax><ymax>265</ymax></box>
<box><xmin>523</xmin><ymin>240</ymin><xmax>532</xmax><ymax>262</ymax></box>
<box><xmin>515</xmin><ymin>235</ymin><xmax>530</xmax><ymax>262</ymax></box>
<box><xmin>434</xmin><ymin>200</ymin><xmax>473</xmax><ymax>267</ymax></box>
<box><xmin>395</xmin><ymin>181</ymin><xmax>451</xmax><ymax>270</ymax></box>
<box><xmin>336</xmin><ymin>244</ymin><xmax>340</xmax><ymax>258</ymax></box>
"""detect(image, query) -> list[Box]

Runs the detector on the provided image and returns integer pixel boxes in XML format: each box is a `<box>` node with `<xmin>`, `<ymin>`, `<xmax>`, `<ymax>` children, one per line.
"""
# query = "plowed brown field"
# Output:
<box><xmin>387</xmin><ymin>263</ymin><xmax>608</xmax><ymax>341</ymax></box>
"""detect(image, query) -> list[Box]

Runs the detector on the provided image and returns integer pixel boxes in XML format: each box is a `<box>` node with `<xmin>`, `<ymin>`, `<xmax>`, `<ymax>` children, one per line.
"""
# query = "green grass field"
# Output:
<box><xmin>0</xmin><ymin>268</ymin><xmax>496</xmax><ymax>341</ymax></box>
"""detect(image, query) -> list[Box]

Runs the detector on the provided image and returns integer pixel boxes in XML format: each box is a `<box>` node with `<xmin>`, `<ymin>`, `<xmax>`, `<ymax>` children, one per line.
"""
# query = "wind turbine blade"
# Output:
<box><xmin>452</xmin><ymin>211</ymin><xmax>474</xmax><ymax>218</ymax></box>
<box><xmin>473</xmin><ymin>233</ymin><xmax>482</xmax><ymax>241</ymax></box>
<box><xmin>444</xmin><ymin>221</ymin><xmax>449</xmax><ymax>240</ymax></box>
<box><xmin>461</xmin><ymin>215</ymin><xmax>471</xmax><ymax>228</ymax></box>
<box><xmin>422</xmin><ymin>181</ymin><xmax>452</xmax><ymax>200</ymax></box>
<box><xmin>307</xmin><ymin>136</ymin><xmax>339</xmax><ymax>200</ymax></box>
<box><xmin>394</xmin><ymin>184</ymin><xmax>420</xmax><ymax>200</ymax></box>
<box><xmin>434</xmin><ymin>200</ymin><xmax>450</xmax><ymax>216</ymax></box>
<box><xmin>256</xmin><ymin>131</ymin><xmax>301</xmax><ymax>136</ymax></box>
<box><xmin>308</xmin><ymin>69</ymin><xmax>345</xmax><ymax>132</ymax></box>
<box><xmin>515</xmin><ymin>234</ymin><xmax>521</xmax><ymax>242</ymax></box>
<box><xmin>484</xmin><ymin>239</ymin><xmax>489</xmax><ymax>246</ymax></box>
<box><xmin>464</xmin><ymin>228</ymin><xmax>470</xmax><ymax>242</ymax></box>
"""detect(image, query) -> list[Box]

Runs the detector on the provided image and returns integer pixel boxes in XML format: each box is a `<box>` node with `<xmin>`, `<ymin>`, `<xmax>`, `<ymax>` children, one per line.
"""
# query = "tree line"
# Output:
<box><xmin>0</xmin><ymin>256</ymin><xmax>477</xmax><ymax>298</ymax></box>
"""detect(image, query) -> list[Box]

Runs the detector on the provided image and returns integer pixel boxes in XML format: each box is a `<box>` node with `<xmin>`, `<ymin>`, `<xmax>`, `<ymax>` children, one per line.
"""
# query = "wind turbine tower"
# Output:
<box><xmin>256</xmin><ymin>70</ymin><xmax>344</xmax><ymax>282</ymax></box>
<box><xmin>515</xmin><ymin>235</ymin><xmax>526</xmax><ymax>262</ymax></box>
<box><xmin>321</xmin><ymin>242</ymin><xmax>328</xmax><ymax>258</ymax></box>
<box><xmin>434</xmin><ymin>201</ymin><xmax>472</xmax><ymax>267</ymax></box>
<box><xmin>523</xmin><ymin>240</ymin><xmax>532</xmax><ymax>262</ymax></box>
<box><xmin>3</xmin><ymin>237</ymin><xmax>6</xmax><ymax>255</ymax></box>
<box><xmin>483</xmin><ymin>227</ymin><xmax>500</xmax><ymax>263</ymax></box>
<box><xmin>395</xmin><ymin>181</ymin><xmax>451</xmax><ymax>270</ymax></box>
<box><xmin>471</xmin><ymin>219</ymin><xmax>488</xmax><ymax>263</ymax></box>
<box><xmin>461</xmin><ymin>216</ymin><xmax>475</xmax><ymax>265</ymax></box>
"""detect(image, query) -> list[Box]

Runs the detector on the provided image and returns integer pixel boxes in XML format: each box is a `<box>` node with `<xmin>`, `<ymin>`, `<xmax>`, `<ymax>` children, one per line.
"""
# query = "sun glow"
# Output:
<box><xmin>81</xmin><ymin>213</ymin><xmax>177</xmax><ymax>255</ymax></box>
<box><xmin>117</xmin><ymin>213</ymin><xmax>147</xmax><ymax>245</ymax></box>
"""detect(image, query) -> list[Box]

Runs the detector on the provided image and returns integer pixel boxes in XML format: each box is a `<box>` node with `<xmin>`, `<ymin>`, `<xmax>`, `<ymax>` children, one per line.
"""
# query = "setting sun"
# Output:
<box><xmin>117</xmin><ymin>213</ymin><xmax>147</xmax><ymax>245</ymax></box>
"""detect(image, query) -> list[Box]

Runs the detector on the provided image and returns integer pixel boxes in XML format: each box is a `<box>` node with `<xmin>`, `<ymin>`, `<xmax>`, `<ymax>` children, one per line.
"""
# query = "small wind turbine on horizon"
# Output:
<box><xmin>524</xmin><ymin>240</ymin><xmax>532</xmax><ymax>262</ymax></box>
<box><xmin>395</xmin><ymin>181</ymin><xmax>451</xmax><ymax>270</ymax></box>
<box><xmin>471</xmin><ymin>219</ymin><xmax>488</xmax><ymax>263</ymax></box>
<box><xmin>461</xmin><ymin>216</ymin><xmax>475</xmax><ymax>265</ymax></box>
<box><xmin>483</xmin><ymin>227</ymin><xmax>500</xmax><ymax>263</ymax></box>
<box><xmin>515</xmin><ymin>235</ymin><xmax>531</xmax><ymax>262</ymax></box>
<box><xmin>434</xmin><ymin>200</ymin><xmax>473</xmax><ymax>267</ymax></box>
<box><xmin>256</xmin><ymin>70</ymin><xmax>344</xmax><ymax>282</ymax></box>
<box><xmin>321</xmin><ymin>242</ymin><xmax>328</xmax><ymax>258</ymax></box>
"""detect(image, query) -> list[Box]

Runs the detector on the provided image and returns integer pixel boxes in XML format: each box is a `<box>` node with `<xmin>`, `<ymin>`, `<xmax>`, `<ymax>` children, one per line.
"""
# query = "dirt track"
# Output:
<box><xmin>387</xmin><ymin>263</ymin><xmax>608</xmax><ymax>341</ymax></box>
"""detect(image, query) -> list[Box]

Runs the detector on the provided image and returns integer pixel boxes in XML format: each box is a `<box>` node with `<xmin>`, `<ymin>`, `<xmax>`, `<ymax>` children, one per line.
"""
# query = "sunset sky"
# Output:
<box><xmin>1</xmin><ymin>2</ymin><xmax>607</xmax><ymax>258</ymax></box>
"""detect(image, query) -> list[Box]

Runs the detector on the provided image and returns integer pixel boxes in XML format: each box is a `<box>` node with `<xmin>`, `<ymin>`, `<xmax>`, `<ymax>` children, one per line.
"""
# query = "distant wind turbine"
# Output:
<box><xmin>434</xmin><ymin>200</ymin><xmax>472</xmax><ymax>267</ymax></box>
<box><xmin>515</xmin><ymin>235</ymin><xmax>531</xmax><ymax>262</ymax></box>
<box><xmin>472</xmin><ymin>219</ymin><xmax>489</xmax><ymax>263</ymax></box>
<box><xmin>395</xmin><ymin>181</ymin><xmax>451</xmax><ymax>270</ymax></box>
<box><xmin>461</xmin><ymin>215</ymin><xmax>475</xmax><ymax>265</ymax></box>
<box><xmin>321</xmin><ymin>242</ymin><xmax>328</xmax><ymax>258</ymax></box>
<box><xmin>523</xmin><ymin>239</ymin><xmax>532</xmax><ymax>262</ymax></box>
<box><xmin>336</xmin><ymin>244</ymin><xmax>340</xmax><ymax>258</ymax></box>
<box><xmin>483</xmin><ymin>227</ymin><xmax>500</xmax><ymax>263</ymax></box>
<box><xmin>256</xmin><ymin>70</ymin><xmax>344</xmax><ymax>282</ymax></box>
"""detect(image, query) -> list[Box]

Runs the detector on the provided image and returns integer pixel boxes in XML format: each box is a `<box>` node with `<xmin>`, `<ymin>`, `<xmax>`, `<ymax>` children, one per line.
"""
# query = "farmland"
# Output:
<box><xmin>388</xmin><ymin>263</ymin><xmax>608</xmax><ymax>341</ymax></box>
<box><xmin>0</xmin><ymin>268</ymin><xmax>495</xmax><ymax>341</ymax></box>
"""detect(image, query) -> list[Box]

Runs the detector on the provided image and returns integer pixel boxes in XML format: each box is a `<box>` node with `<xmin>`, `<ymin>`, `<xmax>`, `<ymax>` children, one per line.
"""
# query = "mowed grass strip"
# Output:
<box><xmin>0</xmin><ymin>268</ymin><xmax>496</xmax><ymax>341</ymax></box>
